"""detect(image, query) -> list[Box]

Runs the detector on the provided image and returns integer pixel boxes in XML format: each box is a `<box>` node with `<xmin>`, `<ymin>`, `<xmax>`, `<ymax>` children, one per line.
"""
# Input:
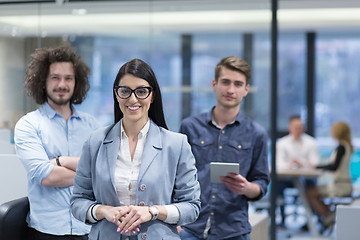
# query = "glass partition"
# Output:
<box><xmin>0</xmin><ymin>0</ymin><xmax>272</xmax><ymax>132</ymax></box>
<box><xmin>2</xmin><ymin>0</ymin><xmax>360</xmax><ymax>239</ymax></box>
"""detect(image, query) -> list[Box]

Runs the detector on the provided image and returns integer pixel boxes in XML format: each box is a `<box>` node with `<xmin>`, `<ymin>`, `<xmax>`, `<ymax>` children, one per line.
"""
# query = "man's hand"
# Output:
<box><xmin>291</xmin><ymin>158</ymin><xmax>303</xmax><ymax>168</ymax></box>
<box><xmin>220</xmin><ymin>172</ymin><xmax>260</xmax><ymax>199</ymax></box>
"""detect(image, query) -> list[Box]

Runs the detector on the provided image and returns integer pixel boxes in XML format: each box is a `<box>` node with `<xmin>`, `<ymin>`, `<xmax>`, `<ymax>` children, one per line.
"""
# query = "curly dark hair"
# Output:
<box><xmin>24</xmin><ymin>44</ymin><xmax>90</xmax><ymax>105</ymax></box>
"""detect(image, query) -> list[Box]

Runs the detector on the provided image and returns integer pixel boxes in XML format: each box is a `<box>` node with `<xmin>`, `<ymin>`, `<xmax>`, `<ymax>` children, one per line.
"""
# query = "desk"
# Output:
<box><xmin>277</xmin><ymin>168</ymin><xmax>322</xmax><ymax>237</ymax></box>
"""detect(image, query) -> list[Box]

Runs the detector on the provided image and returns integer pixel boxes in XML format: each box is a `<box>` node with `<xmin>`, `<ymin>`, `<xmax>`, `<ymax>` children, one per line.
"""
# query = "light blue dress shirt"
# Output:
<box><xmin>14</xmin><ymin>102</ymin><xmax>99</xmax><ymax>236</ymax></box>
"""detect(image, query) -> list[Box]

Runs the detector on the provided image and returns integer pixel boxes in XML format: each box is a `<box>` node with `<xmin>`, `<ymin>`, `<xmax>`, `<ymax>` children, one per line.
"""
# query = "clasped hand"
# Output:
<box><xmin>101</xmin><ymin>205</ymin><xmax>152</xmax><ymax>234</ymax></box>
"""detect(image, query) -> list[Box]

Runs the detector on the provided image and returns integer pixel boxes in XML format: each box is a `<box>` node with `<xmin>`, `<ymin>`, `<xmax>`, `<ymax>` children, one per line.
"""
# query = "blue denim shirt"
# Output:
<box><xmin>179</xmin><ymin>109</ymin><xmax>270</xmax><ymax>239</ymax></box>
<box><xmin>14</xmin><ymin>102</ymin><xmax>99</xmax><ymax>235</ymax></box>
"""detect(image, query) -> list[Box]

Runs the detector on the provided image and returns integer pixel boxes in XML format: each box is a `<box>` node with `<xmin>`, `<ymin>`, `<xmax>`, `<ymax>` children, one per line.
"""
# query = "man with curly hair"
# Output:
<box><xmin>14</xmin><ymin>44</ymin><xmax>99</xmax><ymax>240</ymax></box>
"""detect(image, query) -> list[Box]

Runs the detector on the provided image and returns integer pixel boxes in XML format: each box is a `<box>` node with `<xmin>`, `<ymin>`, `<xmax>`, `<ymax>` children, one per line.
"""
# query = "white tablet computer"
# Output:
<box><xmin>210</xmin><ymin>162</ymin><xmax>240</xmax><ymax>183</ymax></box>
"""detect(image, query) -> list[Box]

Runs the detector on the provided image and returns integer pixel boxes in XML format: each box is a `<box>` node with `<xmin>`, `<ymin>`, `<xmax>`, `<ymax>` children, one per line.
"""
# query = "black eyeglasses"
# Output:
<box><xmin>114</xmin><ymin>86</ymin><xmax>153</xmax><ymax>99</ymax></box>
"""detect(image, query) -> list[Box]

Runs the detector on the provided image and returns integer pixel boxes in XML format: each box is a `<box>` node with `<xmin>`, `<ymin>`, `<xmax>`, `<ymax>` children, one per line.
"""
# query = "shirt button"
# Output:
<box><xmin>238</xmin><ymin>145</ymin><xmax>242</xmax><ymax>149</ymax></box>
<box><xmin>138</xmin><ymin>201</ymin><xmax>145</xmax><ymax>206</ymax></box>
<box><xmin>212</xmin><ymin>195</ymin><xmax>216</xmax><ymax>199</ymax></box>
<box><xmin>221</xmin><ymin>130</ymin><xmax>225</xmax><ymax>134</ymax></box>
<box><xmin>210</xmin><ymin>212</ymin><xmax>214</xmax><ymax>215</ymax></box>
<box><xmin>218</xmin><ymin>146</ymin><xmax>223</xmax><ymax>149</ymax></box>
<box><xmin>141</xmin><ymin>233</ymin><xmax>148</xmax><ymax>239</ymax></box>
<box><xmin>201</xmin><ymin>140</ymin><xmax>205</xmax><ymax>145</ymax></box>
<box><xmin>140</xmin><ymin>184</ymin><xmax>146</xmax><ymax>191</ymax></box>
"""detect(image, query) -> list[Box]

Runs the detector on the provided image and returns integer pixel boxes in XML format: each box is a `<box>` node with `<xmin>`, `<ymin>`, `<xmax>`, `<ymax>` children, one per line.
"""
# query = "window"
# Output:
<box><xmin>316</xmin><ymin>33</ymin><xmax>360</xmax><ymax>180</ymax></box>
<box><xmin>316</xmin><ymin>33</ymin><xmax>360</xmax><ymax>139</ymax></box>
<box><xmin>72</xmin><ymin>34</ymin><xmax>182</xmax><ymax>131</ymax></box>
<box><xmin>191</xmin><ymin>33</ymin><xmax>243</xmax><ymax>116</ymax></box>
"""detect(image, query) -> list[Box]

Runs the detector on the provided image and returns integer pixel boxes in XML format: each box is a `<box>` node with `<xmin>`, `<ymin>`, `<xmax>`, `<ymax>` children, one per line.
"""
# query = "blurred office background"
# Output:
<box><xmin>1</xmin><ymin>0</ymin><xmax>359</xmax><ymax>173</ymax></box>
<box><xmin>0</xmin><ymin>0</ymin><xmax>359</xmax><ymax>237</ymax></box>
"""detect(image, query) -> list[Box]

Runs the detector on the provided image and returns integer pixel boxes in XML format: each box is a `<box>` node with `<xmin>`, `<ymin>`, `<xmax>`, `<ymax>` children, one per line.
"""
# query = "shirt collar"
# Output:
<box><xmin>71</xmin><ymin>107</ymin><xmax>80</xmax><ymax>118</ymax></box>
<box><xmin>290</xmin><ymin>134</ymin><xmax>304</xmax><ymax>142</ymax></box>
<box><xmin>120</xmin><ymin>119</ymin><xmax>150</xmax><ymax>139</ymax></box>
<box><xmin>42</xmin><ymin>102</ymin><xmax>79</xmax><ymax>119</ymax></box>
<box><xmin>206</xmin><ymin>107</ymin><xmax>241</xmax><ymax>129</ymax></box>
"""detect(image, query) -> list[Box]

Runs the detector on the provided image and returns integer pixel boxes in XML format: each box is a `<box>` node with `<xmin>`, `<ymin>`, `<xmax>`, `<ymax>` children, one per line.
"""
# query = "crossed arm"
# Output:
<box><xmin>15</xmin><ymin>118</ymin><xmax>81</xmax><ymax>188</ymax></box>
<box><xmin>42</xmin><ymin>156</ymin><xmax>80</xmax><ymax>187</ymax></box>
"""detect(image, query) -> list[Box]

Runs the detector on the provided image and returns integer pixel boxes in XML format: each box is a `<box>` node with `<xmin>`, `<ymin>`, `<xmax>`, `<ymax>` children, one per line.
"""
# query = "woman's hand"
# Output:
<box><xmin>95</xmin><ymin>205</ymin><xmax>124</xmax><ymax>223</ymax></box>
<box><xmin>114</xmin><ymin>206</ymin><xmax>152</xmax><ymax>234</ymax></box>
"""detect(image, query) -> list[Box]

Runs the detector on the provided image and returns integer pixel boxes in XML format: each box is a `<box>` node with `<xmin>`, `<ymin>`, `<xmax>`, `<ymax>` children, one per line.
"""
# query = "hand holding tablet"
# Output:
<box><xmin>210</xmin><ymin>162</ymin><xmax>240</xmax><ymax>183</ymax></box>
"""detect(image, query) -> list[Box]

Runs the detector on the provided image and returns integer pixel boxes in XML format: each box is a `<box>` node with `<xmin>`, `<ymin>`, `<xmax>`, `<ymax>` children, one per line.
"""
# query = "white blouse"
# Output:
<box><xmin>114</xmin><ymin>120</ymin><xmax>149</xmax><ymax>206</ymax></box>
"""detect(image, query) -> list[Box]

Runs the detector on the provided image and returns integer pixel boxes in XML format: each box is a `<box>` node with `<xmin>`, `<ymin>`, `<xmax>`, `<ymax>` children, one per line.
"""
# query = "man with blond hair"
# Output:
<box><xmin>180</xmin><ymin>56</ymin><xmax>270</xmax><ymax>240</ymax></box>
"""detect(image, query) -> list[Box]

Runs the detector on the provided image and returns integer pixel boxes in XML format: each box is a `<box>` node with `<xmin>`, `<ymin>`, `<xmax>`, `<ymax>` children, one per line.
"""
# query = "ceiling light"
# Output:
<box><xmin>72</xmin><ymin>9</ymin><xmax>87</xmax><ymax>15</ymax></box>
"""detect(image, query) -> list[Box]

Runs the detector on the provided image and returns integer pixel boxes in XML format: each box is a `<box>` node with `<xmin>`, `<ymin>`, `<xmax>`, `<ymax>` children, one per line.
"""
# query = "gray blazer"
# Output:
<box><xmin>71</xmin><ymin>120</ymin><xmax>201</xmax><ymax>240</ymax></box>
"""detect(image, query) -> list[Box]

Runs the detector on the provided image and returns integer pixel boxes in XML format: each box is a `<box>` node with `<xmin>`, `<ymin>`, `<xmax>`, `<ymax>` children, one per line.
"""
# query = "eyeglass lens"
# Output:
<box><xmin>116</xmin><ymin>86</ymin><xmax>151</xmax><ymax>99</ymax></box>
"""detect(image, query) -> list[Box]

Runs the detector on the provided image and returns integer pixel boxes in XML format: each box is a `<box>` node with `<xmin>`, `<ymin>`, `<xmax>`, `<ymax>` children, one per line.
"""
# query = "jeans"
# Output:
<box><xmin>180</xmin><ymin>229</ymin><xmax>250</xmax><ymax>240</ymax></box>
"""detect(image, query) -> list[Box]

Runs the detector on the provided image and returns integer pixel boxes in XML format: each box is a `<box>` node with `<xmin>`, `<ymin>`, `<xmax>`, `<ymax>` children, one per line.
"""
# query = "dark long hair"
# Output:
<box><xmin>113</xmin><ymin>59</ymin><xmax>168</xmax><ymax>129</ymax></box>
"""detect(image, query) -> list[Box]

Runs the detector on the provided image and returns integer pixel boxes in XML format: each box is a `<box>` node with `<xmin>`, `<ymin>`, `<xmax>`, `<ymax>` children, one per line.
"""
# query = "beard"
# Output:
<box><xmin>46</xmin><ymin>89</ymin><xmax>72</xmax><ymax>106</ymax></box>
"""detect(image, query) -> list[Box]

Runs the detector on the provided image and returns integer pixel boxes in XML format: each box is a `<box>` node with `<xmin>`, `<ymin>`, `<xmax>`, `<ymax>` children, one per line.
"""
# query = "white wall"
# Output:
<box><xmin>0</xmin><ymin>37</ymin><xmax>27</xmax><ymax>129</ymax></box>
<box><xmin>0</xmin><ymin>128</ymin><xmax>15</xmax><ymax>154</ymax></box>
<box><xmin>0</xmin><ymin>45</ymin><xmax>28</xmax><ymax>202</ymax></box>
<box><xmin>0</xmin><ymin>154</ymin><xmax>27</xmax><ymax>204</ymax></box>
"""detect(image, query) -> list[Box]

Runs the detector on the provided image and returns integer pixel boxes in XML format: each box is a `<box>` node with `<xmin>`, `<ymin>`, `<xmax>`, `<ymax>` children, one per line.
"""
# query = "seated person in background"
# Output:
<box><xmin>276</xmin><ymin>115</ymin><xmax>320</xmax><ymax>227</ymax></box>
<box><xmin>306</xmin><ymin>121</ymin><xmax>354</xmax><ymax>228</ymax></box>
<box><xmin>277</xmin><ymin>115</ymin><xmax>320</xmax><ymax>170</ymax></box>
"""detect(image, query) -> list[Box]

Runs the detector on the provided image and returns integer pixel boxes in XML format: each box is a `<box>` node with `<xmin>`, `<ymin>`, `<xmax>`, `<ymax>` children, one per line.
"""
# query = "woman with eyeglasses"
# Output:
<box><xmin>71</xmin><ymin>59</ymin><xmax>201</xmax><ymax>240</ymax></box>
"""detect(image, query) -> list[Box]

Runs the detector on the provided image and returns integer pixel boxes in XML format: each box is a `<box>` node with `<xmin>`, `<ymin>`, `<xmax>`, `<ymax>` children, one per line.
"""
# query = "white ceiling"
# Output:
<box><xmin>0</xmin><ymin>0</ymin><xmax>360</xmax><ymax>37</ymax></box>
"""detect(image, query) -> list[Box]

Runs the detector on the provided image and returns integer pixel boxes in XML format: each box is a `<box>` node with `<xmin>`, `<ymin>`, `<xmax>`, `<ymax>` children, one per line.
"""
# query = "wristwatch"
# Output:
<box><xmin>56</xmin><ymin>156</ymin><xmax>61</xmax><ymax>166</ymax></box>
<box><xmin>149</xmin><ymin>206</ymin><xmax>159</xmax><ymax>220</ymax></box>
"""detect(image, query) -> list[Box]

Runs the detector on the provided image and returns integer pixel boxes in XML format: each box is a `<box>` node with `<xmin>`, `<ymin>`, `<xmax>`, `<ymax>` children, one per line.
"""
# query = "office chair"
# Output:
<box><xmin>0</xmin><ymin>197</ymin><xmax>29</xmax><ymax>240</ymax></box>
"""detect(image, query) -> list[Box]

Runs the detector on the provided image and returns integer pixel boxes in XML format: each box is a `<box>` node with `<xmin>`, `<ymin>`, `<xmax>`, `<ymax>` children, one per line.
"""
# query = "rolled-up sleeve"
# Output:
<box><xmin>14</xmin><ymin>116</ymin><xmax>54</xmax><ymax>184</ymax></box>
